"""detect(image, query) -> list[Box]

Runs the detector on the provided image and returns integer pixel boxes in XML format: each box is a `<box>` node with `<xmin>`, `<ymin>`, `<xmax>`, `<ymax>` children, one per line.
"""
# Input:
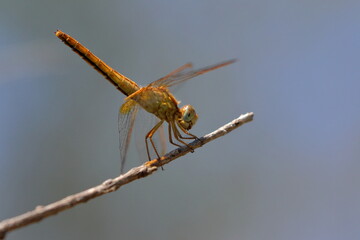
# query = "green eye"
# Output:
<box><xmin>183</xmin><ymin>110</ymin><xmax>193</xmax><ymax>121</ymax></box>
<box><xmin>179</xmin><ymin>105</ymin><xmax>198</xmax><ymax>130</ymax></box>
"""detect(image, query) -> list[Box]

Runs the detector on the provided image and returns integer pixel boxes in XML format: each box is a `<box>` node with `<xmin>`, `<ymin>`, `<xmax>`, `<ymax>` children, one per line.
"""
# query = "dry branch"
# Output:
<box><xmin>0</xmin><ymin>112</ymin><xmax>254</xmax><ymax>239</ymax></box>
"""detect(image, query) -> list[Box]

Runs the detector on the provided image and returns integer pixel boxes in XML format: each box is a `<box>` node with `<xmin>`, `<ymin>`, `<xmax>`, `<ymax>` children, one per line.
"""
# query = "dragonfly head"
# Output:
<box><xmin>178</xmin><ymin>105</ymin><xmax>198</xmax><ymax>130</ymax></box>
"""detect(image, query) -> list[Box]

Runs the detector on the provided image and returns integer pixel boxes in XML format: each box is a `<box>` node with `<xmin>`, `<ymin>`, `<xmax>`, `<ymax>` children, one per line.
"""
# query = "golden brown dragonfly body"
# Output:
<box><xmin>55</xmin><ymin>30</ymin><xmax>235</xmax><ymax>172</ymax></box>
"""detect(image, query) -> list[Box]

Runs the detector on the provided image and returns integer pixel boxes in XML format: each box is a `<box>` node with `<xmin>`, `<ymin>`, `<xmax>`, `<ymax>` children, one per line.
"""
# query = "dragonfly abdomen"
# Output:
<box><xmin>55</xmin><ymin>30</ymin><xmax>139</xmax><ymax>97</ymax></box>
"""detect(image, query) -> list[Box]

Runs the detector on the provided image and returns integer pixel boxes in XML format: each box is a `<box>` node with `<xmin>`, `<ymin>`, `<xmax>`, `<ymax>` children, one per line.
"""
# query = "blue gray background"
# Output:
<box><xmin>1</xmin><ymin>1</ymin><xmax>359</xmax><ymax>239</ymax></box>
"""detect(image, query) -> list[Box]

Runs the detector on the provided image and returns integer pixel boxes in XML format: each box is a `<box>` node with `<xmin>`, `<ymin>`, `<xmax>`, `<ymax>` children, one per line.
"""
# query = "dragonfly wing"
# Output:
<box><xmin>149</xmin><ymin>59</ymin><xmax>236</xmax><ymax>87</ymax></box>
<box><xmin>118</xmin><ymin>99</ymin><xmax>139</xmax><ymax>173</ymax></box>
<box><xmin>158</xmin><ymin>123</ymin><xmax>167</xmax><ymax>156</ymax></box>
<box><xmin>149</xmin><ymin>63</ymin><xmax>193</xmax><ymax>87</ymax></box>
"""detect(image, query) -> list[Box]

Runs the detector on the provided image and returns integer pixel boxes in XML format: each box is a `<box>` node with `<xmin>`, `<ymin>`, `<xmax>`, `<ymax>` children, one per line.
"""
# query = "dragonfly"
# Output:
<box><xmin>55</xmin><ymin>30</ymin><xmax>236</xmax><ymax>172</ymax></box>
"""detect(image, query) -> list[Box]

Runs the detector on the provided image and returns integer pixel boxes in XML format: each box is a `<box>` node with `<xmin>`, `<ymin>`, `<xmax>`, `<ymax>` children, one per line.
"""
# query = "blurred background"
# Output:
<box><xmin>1</xmin><ymin>0</ymin><xmax>360</xmax><ymax>239</ymax></box>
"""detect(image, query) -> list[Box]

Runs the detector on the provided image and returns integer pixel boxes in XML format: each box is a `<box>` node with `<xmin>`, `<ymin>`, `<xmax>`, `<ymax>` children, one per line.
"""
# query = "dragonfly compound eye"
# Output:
<box><xmin>179</xmin><ymin>105</ymin><xmax>198</xmax><ymax>130</ymax></box>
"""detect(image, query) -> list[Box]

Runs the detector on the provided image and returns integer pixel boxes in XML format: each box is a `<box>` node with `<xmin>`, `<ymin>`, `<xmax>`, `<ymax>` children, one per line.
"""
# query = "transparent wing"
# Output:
<box><xmin>118</xmin><ymin>99</ymin><xmax>139</xmax><ymax>173</ymax></box>
<box><xmin>158</xmin><ymin>123</ymin><xmax>167</xmax><ymax>156</ymax></box>
<box><xmin>150</xmin><ymin>62</ymin><xmax>193</xmax><ymax>86</ymax></box>
<box><xmin>149</xmin><ymin>59</ymin><xmax>236</xmax><ymax>88</ymax></box>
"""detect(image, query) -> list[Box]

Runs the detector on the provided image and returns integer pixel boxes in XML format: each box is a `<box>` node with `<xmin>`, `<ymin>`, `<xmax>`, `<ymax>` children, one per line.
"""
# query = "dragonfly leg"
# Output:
<box><xmin>145</xmin><ymin>120</ymin><xmax>165</xmax><ymax>170</ymax></box>
<box><xmin>170</xmin><ymin>122</ymin><xmax>195</xmax><ymax>153</ymax></box>
<box><xmin>168</xmin><ymin>124</ymin><xmax>183</xmax><ymax>148</ymax></box>
<box><xmin>176</xmin><ymin>121</ymin><xmax>201</xmax><ymax>142</ymax></box>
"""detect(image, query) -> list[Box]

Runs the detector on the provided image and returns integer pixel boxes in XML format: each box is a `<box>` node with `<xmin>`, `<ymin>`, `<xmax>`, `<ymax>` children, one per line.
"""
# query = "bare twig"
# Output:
<box><xmin>0</xmin><ymin>112</ymin><xmax>254</xmax><ymax>239</ymax></box>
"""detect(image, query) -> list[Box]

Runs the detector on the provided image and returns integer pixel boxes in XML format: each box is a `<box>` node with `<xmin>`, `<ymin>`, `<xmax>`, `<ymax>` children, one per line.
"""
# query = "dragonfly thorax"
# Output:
<box><xmin>178</xmin><ymin>105</ymin><xmax>198</xmax><ymax>130</ymax></box>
